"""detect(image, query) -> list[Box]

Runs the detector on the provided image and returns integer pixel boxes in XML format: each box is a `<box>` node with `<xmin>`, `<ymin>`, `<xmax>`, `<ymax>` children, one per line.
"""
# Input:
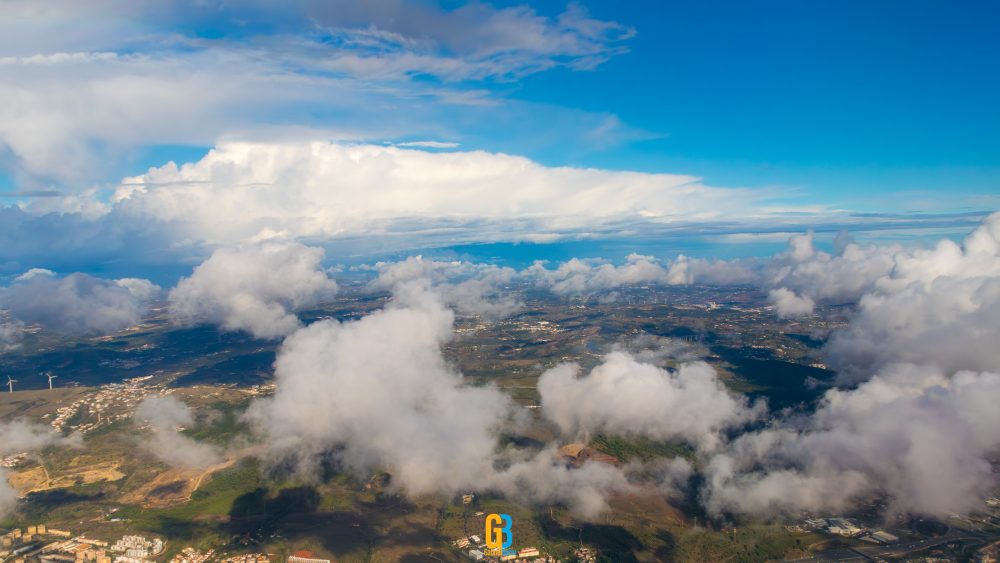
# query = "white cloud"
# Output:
<box><xmin>304</xmin><ymin>1</ymin><xmax>635</xmax><ymax>81</ymax></box>
<box><xmin>538</xmin><ymin>352</ymin><xmax>763</xmax><ymax>451</ymax></box>
<box><xmin>13</xmin><ymin>267</ymin><xmax>55</xmax><ymax>281</ymax></box>
<box><xmin>703</xmin><ymin>364</ymin><xmax>1000</xmax><ymax>517</ymax></box>
<box><xmin>395</xmin><ymin>141</ymin><xmax>460</xmax><ymax>149</ymax></box>
<box><xmin>586</xmin><ymin>212</ymin><xmax>1000</xmax><ymax>518</ymax></box>
<box><xmin>763</xmin><ymin>231</ymin><xmax>899</xmax><ymax>305</ymax></box>
<box><xmin>109</xmin><ymin>141</ymin><xmax>764</xmax><ymax>246</ymax></box>
<box><xmin>525</xmin><ymin>254</ymin><xmax>668</xmax><ymax>296</ymax></box>
<box><xmin>0</xmin><ymin>271</ymin><xmax>159</xmax><ymax>336</ymax></box>
<box><xmin>370</xmin><ymin>256</ymin><xmax>521</xmax><ymax>317</ymax></box>
<box><xmin>0</xmin><ymin>1</ymin><xmax>636</xmax><ymax>187</ymax></box>
<box><xmin>134</xmin><ymin>396</ymin><xmax>221</xmax><ymax>469</ymax></box>
<box><xmin>767</xmin><ymin>287</ymin><xmax>815</xmax><ymax>318</ymax></box>
<box><xmin>663</xmin><ymin>254</ymin><xmax>759</xmax><ymax>286</ymax></box>
<box><xmin>245</xmin><ymin>286</ymin><xmax>512</xmax><ymax>496</ymax></box>
<box><xmin>245</xmin><ymin>284</ymin><xmax>634</xmax><ymax>517</ymax></box>
<box><xmin>825</xmin><ymin>211</ymin><xmax>1000</xmax><ymax>380</ymax></box>
<box><xmin>0</xmin><ymin>420</ymin><xmax>81</xmax><ymax>518</ymax></box>
<box><xmin>168</xmin><ymin>242</ymin><xmax>338</xmax><ymax>339</ymax></box>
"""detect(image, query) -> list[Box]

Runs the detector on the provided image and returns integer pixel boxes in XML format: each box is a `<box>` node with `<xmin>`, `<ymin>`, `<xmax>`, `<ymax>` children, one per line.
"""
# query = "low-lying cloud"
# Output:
<box><xmin>134</xmin><ymin>395</ymin><xmax>221</xmax><ymax>469</ymax></box>
<box><xmin>369</xmin><ymin>256</ymin><xmax>521</xmax><ymax>317</ymax></box>
<box><xmin>825</xmin><ymin>212</ymin><xmax>1000</xmax><ymax>380</ymax></box>
<box><xmin>0</xmin><ymin>270</ymin><xmax>159</xmax><ymax>336</ymax></box>
<box><xmin>168</xmin><ymin>241</ymin><xmax>338</xmax><ymax>339</ymax></box>
<box><xmin>0</xmin><ymin>420</ymin><xmax>81</xmax><ymax>517</ymax></box>
<box><xmin>245</xmin><ymin>285</ymin><xmax>635</xmax><ymax>517</ymax></box>
<box><xmin>767</xmin><ymin>287</ymin><xmax>815</xmax><ymax>318</ymax></box>
<box><xmin>538</xmin><ymin>352</ymin><xmax>762</xmax><ymax>451</ymax></box>
<box><xmin>703</xmin><ymin>364</ymin><xmax>1000</xmax><ymax>517</ymax></box>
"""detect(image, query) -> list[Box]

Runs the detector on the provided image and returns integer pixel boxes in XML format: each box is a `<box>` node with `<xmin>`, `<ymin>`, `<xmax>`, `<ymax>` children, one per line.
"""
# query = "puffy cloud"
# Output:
<box><xmin>0</xmin><ymin>271</ymin><xmax>159</xmax><ymax>336</ymax></box>
<box><xmin>482</xmin><ymin>447</ymin><xmax>634</xmax><ymax>519</ymax></box>
<box><xmin>702</xmin><ymin>364</ymin><xmax>1000</xmax><ymax>518</ymax></box>
<box><xmin>663</xmin><ymin>254</ymin><xmax>758</xmax><ymax>286</ymax></box>
<box><xmin>767</xmin><ymin>287</ymin><xmax>815</xmax><ymax>318</ymax></box>
<box><xmin>245</xmin><ymin>287</ymin><xmax>511</xmax><ymax>495</ymax></box>
<box><xmin>369</xmin><ymin>256</ymin><xmax>521</xmax><ymax>317</ymax></box>
<box><xmin>695</xmin><ymin>214</ymin><xmax>1000</xmax><ymax>518</ymax></box>
<box><xmin>134</xmin><ymin>396</ymin><xmax>221</xmax><ymax>469</ymax></box>
<box><xmin>525</xmin><ymin>254</ymin><xmax>668</xmax><ymax>296</ymax></box>
<box><xmin>538</xmin><ymin>352</ymin><xmax>763</xmax><ymax>451</ymax></box>
<box><xmin>763</xmin><ymin>231</ymin><xmax>898</xmax><ymax>305</ymax></box>
<box><xmin>825</xmin><ymin>211</ymin><xmax>1000</xmax><ymax>379</ymax></box>
<box><xmin>522</xmin><ymin>252</ymin><xmax>758</xmax><ymax>298</ymax></box>
<box><xmin>168</xmin><ymin>242</ymin><xmax>338</xmax><ymax>339</ymax></box>
<box><xmin>0</xmin><ymin>420</ymin><xmax>81</xmax><ymax>518</ymax></box>
<box><xmin>115</xmin><ymin>277</ymin><xmax>161</xmax><ymax>302</ymax></box>
<box><xmin>245</xmin><ymin>286</ymin><xmax>633</xmax><ymax>516</ymax></box>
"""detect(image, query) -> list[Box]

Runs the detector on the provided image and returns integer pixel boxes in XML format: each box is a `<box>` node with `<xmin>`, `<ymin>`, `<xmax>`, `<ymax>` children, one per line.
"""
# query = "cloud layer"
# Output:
<box><xmin>111</xmin><ymin>141</ymin><xmax>763</xmax><ymax>247</ymax></box>
<box><xmin>0</xmin><ymin>1</ymin><xmax>636</xmax><ymax>187</ymax></box>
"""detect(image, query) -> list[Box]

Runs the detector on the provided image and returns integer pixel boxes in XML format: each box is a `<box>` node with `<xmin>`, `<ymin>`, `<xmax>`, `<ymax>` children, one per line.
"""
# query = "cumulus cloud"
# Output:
<box><xmin>703</xmin><ymin>364</ymin><xmax>1000</xmax><ymax>518</ymax></box>
<box><xmin>767</xmin><ymin>287</ymin><xmax>815</xmax><ymax>318</ymax></box>
<box><xmin>687</xmin><ymin>213</ymin><xmax>1000</xmax><ymax>518</ymax></box>
<box><xmin>0</xmin><ymin>420</ymin><xmax>82</xmax><ymax>518</ymax></box>
<box><xmin>369</xmin><ymin>255</ymin><xmax>521</xmax><ymax>317</ymax></box>
<box><xmin>134</xmin><ymin>396</ymin><xmax>221</xmax><ymax>469</ymax></box>
<box><xmin>825</xmin><ymin>211</ymin><xmax>1000</xmax><ymax>380</ymax></box>
<box><xmin>168</xmin><ymin>242</ymin><xmax>338</xmax><ymax>339</ymax></box>
<box><xmin>482</xmin><ymin>447</ymin><xmax>634</xmax><ymax>518</ymax></box>
<box><xmin>0</xmin><ymin>271</ymin><xmax>159</xmax><ymax>336</ymax></box>
<box><xmin>522</xmin><ymin>252</ymin><xmax>760</xmax><ymax>298</ymax></box>
<box><xmin>525</xmin><ymin>254</ymin><xmax>668</xmax><ymax>296</ymax></box>
<box><xmin>763</xmin><ymin>231</ymin><xmax>898</xmax><ymax>306</ymax></box>
<box><xmin>663</xmin><ymin>254</ymin><xmax>759</xmax><ymax>286</ymax></box>
<box><xmin>538</xmin><ymin>352</ymin><xmax>763</xmax><ymax>451</ymax></box>
<box><xmin>245</xmin><ymin>287</ymin><xmax>511</xmax><ymax>494</ymax></box>
<box><xmin>245</xmin><ymin>286</ymin><xmax>633</xmax><ymax>516</ymax></box>
<box><xmin>617</xmin><ymin>334</ymin><xmax>708</xmax><ymax>365</ymax></box>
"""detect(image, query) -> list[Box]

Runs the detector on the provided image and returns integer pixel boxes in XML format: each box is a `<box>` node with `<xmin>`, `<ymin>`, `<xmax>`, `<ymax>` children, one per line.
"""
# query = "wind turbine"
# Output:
<box><xmin>46</xmin><ymin>372</ymin><xmax>57</xmax><ymax>390</ymax></box>
<box><xmin>6</xmin><ymin>375</ymin><xmax>16</xmax><ymax>393</ymax></box>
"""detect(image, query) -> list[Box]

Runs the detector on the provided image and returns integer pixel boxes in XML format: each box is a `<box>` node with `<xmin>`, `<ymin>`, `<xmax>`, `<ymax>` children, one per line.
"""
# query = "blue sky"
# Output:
<box><xmin>525</xmin><ymin>1</ymin><xmax>999</xmax><ymax>206</ymax></box>
<box><xmin>0</xmin><ymin>0</ymin><xmax>997</xmax><ymax>278</ymax></box>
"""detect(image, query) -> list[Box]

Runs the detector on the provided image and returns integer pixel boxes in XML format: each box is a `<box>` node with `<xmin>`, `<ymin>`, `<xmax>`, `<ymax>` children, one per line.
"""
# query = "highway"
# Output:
<box><xmin>785</xmin><ymin>527</ymin><xmax>988</xmax><ymax>562</ymax></box>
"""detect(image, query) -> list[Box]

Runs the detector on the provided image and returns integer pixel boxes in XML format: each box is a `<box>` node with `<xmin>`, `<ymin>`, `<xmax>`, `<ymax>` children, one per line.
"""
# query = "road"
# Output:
<box><xmin>785</xmin><ymin>527</ymin><xmax>988</xmax><ymax>562</ymax></box>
